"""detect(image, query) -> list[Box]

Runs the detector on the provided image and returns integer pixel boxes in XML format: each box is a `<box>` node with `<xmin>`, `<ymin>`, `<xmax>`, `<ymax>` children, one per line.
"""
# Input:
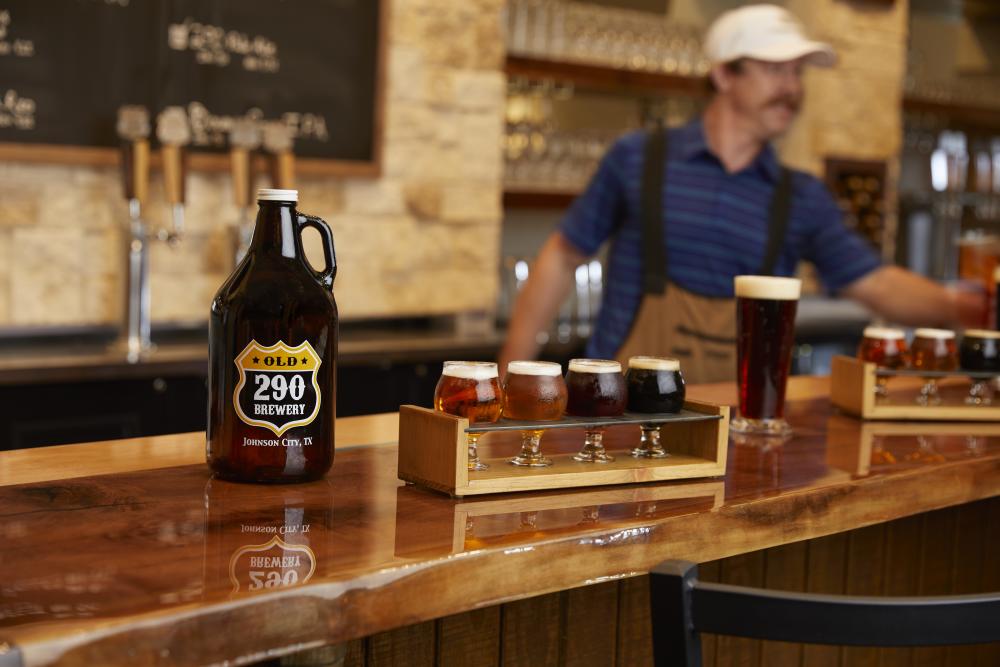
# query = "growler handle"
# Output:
<box><xmin>296</xmin><ymin>213</ymin><xmax>337</xmax><ymax>289</ymax></box>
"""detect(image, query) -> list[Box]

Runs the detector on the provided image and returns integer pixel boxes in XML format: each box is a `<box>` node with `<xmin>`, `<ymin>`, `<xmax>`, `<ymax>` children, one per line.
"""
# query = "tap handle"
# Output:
<box><xmin>129</xmin><ymin>139</ymin><xmax>151</xmax><ymax>206</ymax></box>
<box><xmin>230</xmin><ymin>147</ymin><xmax>252</xmax><ymax>209</ymax></box>
<box><xmin>156</xmin><ymin>106</ymin><xmax>190</xmax><ymax>206</ymax></box>
<box><xmin>274</xmin><ymin>151</ymin><xmax>296</xmax><ymax>190</ymax></box>
<box><xmin>116</xmin><ymin>105</ymin><xmax>150</xmax><ymax>204</ymax></box>
<box><xmin>229</xmin><ymin>119</ymin><xmax>261</xmax><ymax>209</ymax></box>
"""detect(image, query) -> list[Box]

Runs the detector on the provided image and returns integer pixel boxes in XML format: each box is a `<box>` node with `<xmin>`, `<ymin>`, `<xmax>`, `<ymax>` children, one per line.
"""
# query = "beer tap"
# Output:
<box><xmin>155</xmin><ymin>106</ymin><xmax>191</xmax><ymax>246</ymax></box>
<box><xmin>229</xmin><ymin>119</ymin><xmax>262</xmax><ymax>264</ymax></box>
<box><xmin>116</xmin><ymin>105</ymin><xmax>152</xmax><ymax>362</ymax></box>
<box><xmin>262</xmin><ymin>121</ymin><xmax>295</xmax><ymax>189</ymax></box>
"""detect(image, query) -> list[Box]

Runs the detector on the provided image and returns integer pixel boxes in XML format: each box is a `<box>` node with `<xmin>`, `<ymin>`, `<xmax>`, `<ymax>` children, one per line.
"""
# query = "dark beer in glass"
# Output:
<box><xmin>565</xmin><ymin>359</ymin><xmax>625</xmax><ymax>462</ymax></box>
<box><xmin>502</xmin><ymin>361</ymin><xmax>567</xmax><ymax>467</ymax></box>
<box><xmin>911</xmin><ymin>328</ymin><xmax>957</xmax><ymax>405</ymax></box>
<box><xmin>434</xmin><ymin>361</ymin><xmax>502</xmax><ymax>470</ymax></box>
<box><xmin>732</xmin><ymin>275</ymin><xmax>800</xmax><ymax>435</ymax></box>
<box><xmin>959</xmin><ymin>329</ymin><xmax>1000</xmax><ymax>405</ymax></box>
<box><xmin>858</xmin><ymin>326</ymin><xmax>907</xmax><ymax>399</ymax></box>
<box><xmin>625</xmin><ymin>356</ymin><xmax>685</xmax><ymax>458</ymax></box>
<box><xmin>625</xmin><ymin>356</ymin><xmax>685</xmax><ymax>414</ymax></box>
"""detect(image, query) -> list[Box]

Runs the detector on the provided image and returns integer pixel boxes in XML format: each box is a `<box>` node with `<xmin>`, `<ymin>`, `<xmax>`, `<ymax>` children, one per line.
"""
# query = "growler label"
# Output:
<box><xmin>228</xmin><ymin>535</ymin><xmax>317</xmax><ymax>594</ymax></box>
<box><xmin>233</xmin><ymin>340</ymin><xmax>322</xmax><ymax>436</ymax></box>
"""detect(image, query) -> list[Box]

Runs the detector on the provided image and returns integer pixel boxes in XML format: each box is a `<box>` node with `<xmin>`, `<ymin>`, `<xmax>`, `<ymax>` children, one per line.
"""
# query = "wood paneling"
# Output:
<box><xmin>615</xmin><ymin>575</ymin><xmax>653</xmax><ymax>667</ymax></box>
<box><xmin>436</xmin><ymin>608</ymin><xmax>501</xmax><ymax>667</ymax></box>
<box><xmin>562</xmin><ymin>582</ymin><xmax>619</xmax><ymax>667</ymax></box>
<box><xmin>500</xmin><ymin>593</ymin><xmax>561</xmax><ymax>666</ymax></box>
<box><xmin>716</xmin><ymin>551</ymin><xmax>765</xmax><ymax>667</ymax></box>
<box><xmin>803</xmin><ymin>534</ymin><xmax>848</xmax><ymax>667</ymax></box>
<box><xmin>366</xmin><ymin>621</ymin><xmax>436</xmax><ymax>667</ymax></box>
<box><xmin>759</xmin><ymin>541</ymin><xmax>809</xmax><ymax>666</ymax></box>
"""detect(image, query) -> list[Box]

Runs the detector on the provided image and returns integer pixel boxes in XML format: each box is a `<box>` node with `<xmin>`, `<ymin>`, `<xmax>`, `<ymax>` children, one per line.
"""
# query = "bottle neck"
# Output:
<box><xmin>250</xmin><ymin>200</ymin><xmax>299</xmax><ymax>258</ymax></box>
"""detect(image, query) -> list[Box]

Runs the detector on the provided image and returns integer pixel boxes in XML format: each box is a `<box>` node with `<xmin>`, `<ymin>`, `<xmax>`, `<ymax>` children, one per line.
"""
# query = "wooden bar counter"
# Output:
<box><xmin>1</xmin><ymin>377</ymin><xmax>999</xmax><ymax>666</ymax></box>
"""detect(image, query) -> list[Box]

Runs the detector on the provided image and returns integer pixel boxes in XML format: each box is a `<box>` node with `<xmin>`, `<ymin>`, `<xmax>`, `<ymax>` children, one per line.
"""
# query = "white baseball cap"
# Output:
<box><xmin>704</xmin><ymin>4</ymin><xmax>836</xmax><ymax>68</ymax></box>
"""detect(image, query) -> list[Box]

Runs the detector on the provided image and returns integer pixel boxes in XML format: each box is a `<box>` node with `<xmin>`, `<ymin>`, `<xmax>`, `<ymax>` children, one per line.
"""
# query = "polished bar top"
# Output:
<box><xmin>1</xmin><ymin>377</ymin><xmax>998</xmax><ymax>666</ymax></box>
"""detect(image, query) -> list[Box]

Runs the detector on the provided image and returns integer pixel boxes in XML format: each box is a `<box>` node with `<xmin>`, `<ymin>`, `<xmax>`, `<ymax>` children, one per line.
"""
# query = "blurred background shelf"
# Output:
<box><xmin>505</xmin><ymin>55</ymin><xmax>709</xmax><ymax>98</ymax></box>
<box><xmin>503</xmin><ymin>186</ymin><xmax>580</xmax><ymax>209</ymax></box>
<box><xmin>902</xmin><ymin>97</ymin><xmax>1000</xmax><ymax>132</ymax></box>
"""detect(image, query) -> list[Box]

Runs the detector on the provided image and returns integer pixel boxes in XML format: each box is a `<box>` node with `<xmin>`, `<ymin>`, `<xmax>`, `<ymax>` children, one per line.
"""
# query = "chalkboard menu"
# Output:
<box><xmin>0</xmin><ymin>0</ymin><xmax>384</xmax><ymax>174</ymax></box>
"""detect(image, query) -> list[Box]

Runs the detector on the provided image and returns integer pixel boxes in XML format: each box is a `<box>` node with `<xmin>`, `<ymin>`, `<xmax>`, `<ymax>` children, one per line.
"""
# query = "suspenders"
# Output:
<box><xmin>640</xmin><ymin>125</ymin><xmax>793</xmax><ymax>296</ymax></box>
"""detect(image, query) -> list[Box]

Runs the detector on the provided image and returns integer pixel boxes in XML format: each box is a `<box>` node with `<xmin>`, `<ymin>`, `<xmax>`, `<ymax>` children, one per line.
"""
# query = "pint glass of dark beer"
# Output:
<box><xmin>625</xmin><ymin>356</ymin><xmax>685</xmax><ymax>458</ymax></box>
<box><xmin>731</xmin><ymin>276</ymin><xmax>801</xmax><ymax>435</ymax></box>
<box><xmin>434</xmin><ymin>361</ymin><xmax>502</xmax><ymax>470</ymax></box>
<box><xmin>857</xmin><ymin>326</ymin><xmax>907</xmax><ymax>400</ymax></box>
<box><xmin>959</xmin><ymin>329</ymin><xmax>1000</xmax><ymax>405</ymax></box>
<box><xmin>502</xmin><ymin>361</ymin><xmax>568</xmax><ymax>467</ymax></box>
<box><xmin>565</xmin><ymin>359</ymin><xmax>626</xmax><ymax>462</ymax></box>
<box><xmin>911</xmin><ymin>328</ymin><xmax>957</xmax><ymax>405</ymax></box>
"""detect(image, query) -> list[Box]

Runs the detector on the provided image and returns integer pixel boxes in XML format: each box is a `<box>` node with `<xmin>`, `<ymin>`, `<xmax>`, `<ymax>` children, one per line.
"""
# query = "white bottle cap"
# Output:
<box><xmin>257</xmin><ymin>188</ymin><xmax>298</xmax><ymax>202</ymax></box>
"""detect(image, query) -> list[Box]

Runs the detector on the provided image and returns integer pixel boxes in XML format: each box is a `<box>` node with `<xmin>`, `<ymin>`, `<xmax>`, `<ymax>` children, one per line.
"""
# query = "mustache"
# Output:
<box><xmin>765</xmin><ymin>95</ymin><xmax>802</xmax><ymax>112</ymax></box>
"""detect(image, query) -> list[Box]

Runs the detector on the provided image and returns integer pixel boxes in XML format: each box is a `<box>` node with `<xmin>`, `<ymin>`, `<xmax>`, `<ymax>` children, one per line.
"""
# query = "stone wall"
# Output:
<box><xmin>0</xmin><ymin>0</ymin><xmax>506</xmax><ymax>329</ymax></box>
<box><xmin>781</xmin><ymin>0</ymin><xmax>909</xmax><ymax>260</ymax></box>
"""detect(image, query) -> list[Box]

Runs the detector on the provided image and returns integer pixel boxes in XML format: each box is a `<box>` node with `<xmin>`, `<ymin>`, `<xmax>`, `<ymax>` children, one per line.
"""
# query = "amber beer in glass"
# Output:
<box><xmin>857</xmin><ymin>326</ymin><xmax>907</xmax><ymax>399</ymax></box>
<box><xmin>625</xmin><ymin>356</ymin><xmax>685</xmax><ymax>458</ymax></box>
<box><xmin>565</xmin><ymin>359</ymin><xmax>626</xmax><ymax>462</ymax></box>
<box><xmin>208</xmin><ymin>189</ymin><xmax>338</xmax><ymax>483</ymax></box>
<box><xmin>434</xmin><ymin>361</ymin><xmax>502</xmax><ymax>471</ymax></box>
<box><xmin>503</xmin><ymin>361</ymin><xmax>567</xmax><ymax>467</ymax></box>
<box><xmin>911</xmin><ymin>328</ymin><xmax>957</xmax><ymax>405</ymax></box>
<box><xmin>732</xmin><ymin>276</ymin><xmax>801</xmax><ymax>435</ymax></box>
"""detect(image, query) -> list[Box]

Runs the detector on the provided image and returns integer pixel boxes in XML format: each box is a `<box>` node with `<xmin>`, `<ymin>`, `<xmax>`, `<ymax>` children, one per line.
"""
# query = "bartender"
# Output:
<box><xmin>499</xmin><ymin>4</ymin><xmax>983</xmax><ymax>382</ymax></box>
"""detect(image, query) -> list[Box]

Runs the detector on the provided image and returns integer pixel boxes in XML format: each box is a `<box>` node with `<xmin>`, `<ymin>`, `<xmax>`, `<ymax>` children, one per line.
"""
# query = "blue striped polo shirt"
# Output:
<box><xmin>559</xmin><ymin>118</ymin><xmax>882</xmax><ymax>359</ymax></box>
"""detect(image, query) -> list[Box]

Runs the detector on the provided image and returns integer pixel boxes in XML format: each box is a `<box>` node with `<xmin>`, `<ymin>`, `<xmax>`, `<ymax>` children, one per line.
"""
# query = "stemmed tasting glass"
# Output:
<box><xmin>625</xmin><ymin>356</ymin><xmax>685</xmax><ymax>458</ymax></box>
<box><xmin>959</xmin><ymin>330</ymin><xmax>1000</xmax><ymax>405</ymax></box>
<box><xmin>434</xmin><ymin>361</ymin><xmax>503</xmax><ymax>471</ymax></box>
<box><xmin>910</xmin><ymin>329</ymin><xmax>957</xmax><ymax>406</ymax></box>
<box><xmin>857</xmin><ymin>326</ymin><xmax>908</xmax><ymax>400</ymax></box>
<box><xmin>564</xmin><ymin>359</ymin><xmax>626</xmax><ymax>463</ymax></box>
<box><xmin>502</xmin><ymin>361</ymin><xmax>567</xmax><ymax>467</ymax></box>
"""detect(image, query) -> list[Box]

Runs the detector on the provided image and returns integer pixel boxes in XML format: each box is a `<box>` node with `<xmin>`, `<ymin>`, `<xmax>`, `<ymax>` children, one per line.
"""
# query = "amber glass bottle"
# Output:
<box><xmin>208</xmin><ymin>189</ymin><xmax>337</xmax><ymax>483</ymax></box>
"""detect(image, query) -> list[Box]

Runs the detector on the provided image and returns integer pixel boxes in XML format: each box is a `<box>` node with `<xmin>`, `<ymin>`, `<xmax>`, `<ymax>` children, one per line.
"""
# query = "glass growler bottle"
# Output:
<box><xmin>208</xmin><ymin>189</ymin><xmax>337</xmax><ymax>483</ymax></box>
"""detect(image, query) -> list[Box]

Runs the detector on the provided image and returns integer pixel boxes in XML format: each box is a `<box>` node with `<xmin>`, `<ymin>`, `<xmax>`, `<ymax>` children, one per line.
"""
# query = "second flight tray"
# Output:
<box><xmin>397</xmin><ymin>400</ymin><xmax>729</xmax><ymax>497</ymax></box>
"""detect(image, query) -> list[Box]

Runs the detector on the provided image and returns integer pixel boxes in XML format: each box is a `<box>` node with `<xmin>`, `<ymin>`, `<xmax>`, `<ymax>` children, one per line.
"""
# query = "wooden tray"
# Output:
<box><xmin>831</xmin><ymin>355</ymin><xmax>1000</xmax><ymax>421</ymax></box>
<box><xmin>397</xmin><ymin>400</ymin><xmax>729</xmax><ymax>497</ymax></box>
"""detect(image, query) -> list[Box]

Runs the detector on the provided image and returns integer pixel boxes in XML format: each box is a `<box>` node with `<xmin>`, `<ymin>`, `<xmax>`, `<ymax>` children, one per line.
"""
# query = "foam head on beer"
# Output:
<box><xmin>442</xmin><ymin>361</ymin><xmax>498</xmax><ymax>379</ymax></box>
<box><xmin>963</xmin><ymin>329</ymin><xmax>1000</xmax><ymax>340</ymax></box>
<box><xmin>914</xmin><ymin>328</ymin><xmax>955</xmax><ymax>340</ymax></box>
<box><xmin>627</xmin><ymin>356</ymin><xmax>681</xmax><ymax>372</ymax></box>
<box><xmin>507</xmin><ymin>360</ymin><xmax>563</xmax><ymax>376</ymax></box>
<box><xmin>734</xmin><ymin>275</ymin><xmax>801</xmax><ymax>300</ymax></box>
<box><xmin>568</xmin><ymin>359</ymin><xmax>622</xmax><ymax>374</ymax></box>
<box><xmin>863</xmin><ymin>326</ymin><xmax>905</xmax><ymax>341</ymax></box>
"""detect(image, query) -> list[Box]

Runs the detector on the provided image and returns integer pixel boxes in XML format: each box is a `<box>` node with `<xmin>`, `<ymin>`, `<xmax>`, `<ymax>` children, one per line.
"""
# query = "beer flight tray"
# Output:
<box><xmin>831</xmin><ymin>355</ymin><xmax>1000</xmax><ymax>421</ymax></box>
<box><xmin>397</xmin><ymin>400</ymin><xmax>729</xmax><ymax>497</ymax></box>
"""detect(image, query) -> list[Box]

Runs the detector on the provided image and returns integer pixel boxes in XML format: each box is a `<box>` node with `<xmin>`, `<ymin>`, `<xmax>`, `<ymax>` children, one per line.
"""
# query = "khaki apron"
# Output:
<box><xmin>613</xmin><ymin>125</ymin><xmax>793</xmax><ymax>384</ymax></box>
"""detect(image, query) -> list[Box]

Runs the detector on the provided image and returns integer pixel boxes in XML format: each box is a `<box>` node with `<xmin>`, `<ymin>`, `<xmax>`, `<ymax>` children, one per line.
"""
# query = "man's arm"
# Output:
<box><xmin>498</xmin><ymin>232</ymin><xmax>589</xmax><ymax>374</ymax></box>
<box><xmin>841</xmin><ymin>265</ymin><xmax>986</xmax><ymax>328</ymax></box>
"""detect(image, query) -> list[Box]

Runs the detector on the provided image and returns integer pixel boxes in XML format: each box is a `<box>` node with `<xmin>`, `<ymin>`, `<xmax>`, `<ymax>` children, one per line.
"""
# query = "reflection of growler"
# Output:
<box><xmin>203</xmin><ymin>477</ymin><xmax>333</xmax><ymax>597</ymax></box>
<box><xmin>208</xmin><ymin>189</ymin><xmax>338</xmax><ymax>483</ymax></box>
